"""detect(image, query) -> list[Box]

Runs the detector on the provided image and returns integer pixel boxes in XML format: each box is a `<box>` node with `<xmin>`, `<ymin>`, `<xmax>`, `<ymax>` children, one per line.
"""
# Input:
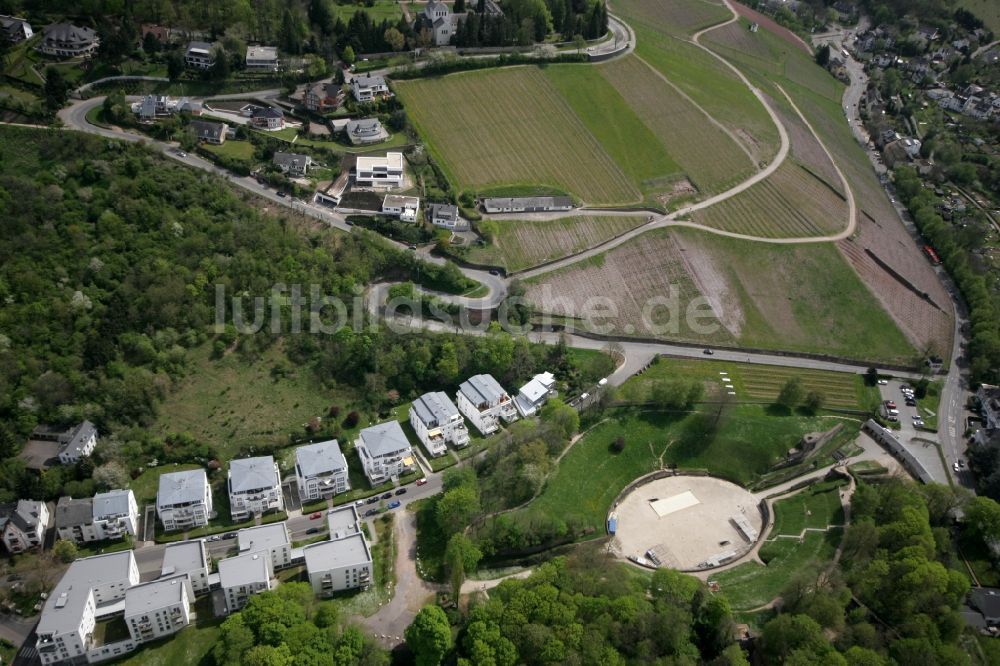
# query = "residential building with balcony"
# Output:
<box><xmin>38</xmin><ymin>23</ymin><xmax>99</xmax><ymax>58</ymax></box>
<box><xmin>91</xmin><ymin>489</ymin><xmax>138</xmax><ymax>541</ymax></box>
<box><xmin>237</xmin><ymin>523</ymin><xmax>292</xmax><ymax>571</ymax></box>
<box><xmin>124</xmin><ymin>574</ymin><xmax>192</xmax><ymax>642</ymax></box>
<box><xmin>354</xmin><ymin>152</ymin><xmax>404</xmax><ymax>189</ymax></box>
<box><xmin>219</xmin><ymin>551</ymin><xmax>273</xmax><ymax>614</ymax></box>
<box><xmin>410</xmin><ymin>391</ymin><xmax>470</xmax><ymax>457</ymax></box>
<box><xmin>160</xmin><ymin>540</ymin><xmax>210</xmax><ymax>594</ymax></box>
<box><xmin>350</xmin><ymin>73</ymin><xmax>389</xmax><ymax>102</ymax></box>
<box><xmin>514</xmin><ymin>371</ymin><xmax>557</xmax><ymax>417</ymax></box>
<box><xmin>185</xmin><ymin>41</ymin><xmax>215</xmax><ymax>69</ymax></box>
<box><xmin>456</xmin><ymin>374</ymin><xmax>518</xmax><ymax>435</ymax></box>
<box><xmin>295</xmin><ymin>439</ymin><xmax>350</xmax><ymax>503</ymax></box>
<box><xmin>55</xmin><ymin>496</ymin><xmax>97</xmax><ymax>544</ymax></box>
<box><xmin>356</xmin><ymin>421</ymin><xmax>416</xmax><ymax>486</ymax></box>
<box><xmin>157</xmin><ymin>468</ymin><xmax>213</xmax><ymax>531</ymax></box>
<box><xmin>1</xmin><ymin>499</ymin><xmax>49</xmax><ymax>553</ymax></box>
<box><xmin>304</xmin><ymin>505</ymin><xmax>372</xmax><ymax>596</ymax></box>
<box><xmin>228</xmin><ymin>456</ymin><xmax>284</xmax><ymax>521</ymax></box>
<box><xmin>57</xmin><ymin>420</ymin><xmax>97</xmax><ymax>465</ymax></box>
<box><xmin>245</xmin><ymin>45</ymin><xmax>279</xmax><ymax>71</ymax></box>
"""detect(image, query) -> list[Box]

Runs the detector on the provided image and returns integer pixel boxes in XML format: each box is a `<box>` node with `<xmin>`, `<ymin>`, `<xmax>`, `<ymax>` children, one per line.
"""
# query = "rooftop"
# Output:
<box><xmin>228</xmin><ymin>456</ymin><xmax>279</xmax><ymax>493</ymax></box>
<box><xmin>160</xmin><ymin>540</ymin><xmax>208</xmax><ymax>578</ymax></box>
<box><xmin>459</xmin><ymin>374</ymin><xmax>507</xmax><ymax>405</ymax></box>
<box><xmin>43</xmin><ymin>23</ymin><xmax>96</xmax><ymax>43</ymax></box>
<box><xmin>38</xmin><ymin>551</ymin><xmax>136</xmax><ymax>636</ymax></box>
<box><xmin>218</xmin><ymin>551</ymin><xmax>271</xmax><ymax>588</ymax></box>
<box><xmin>124</xmin><ymin>574</ymin><xmax>188</xmax><ymax>617</ymax></box>
<box><xmin>356</xmin><ymin>152</ymin><xmax>403</xmax><ymax>171</ymax></box>
<box><xmin>56</xmin><ymin>496</ymin><xmax>93</xmax><ymax>529</ymax></box>
<box><xmin>304</xmin><ymin>533</ymin><xmax>371</xmax><ymax>571</ymax></box>
<box><xmin>93</xmin><ymin>489</ymin><xmax>133</xmax><ymax>519</ymax></box>
<box><xmin>187</xmin><ymin>41</ymin><xmax>213</xmax><ymax>52</ymax></box>
<box><xmin>326</xmin><ymin>505</ymin><xmax>361</xmax><ymax>538</ymax></box>
<box><xmin>358</xmin><ymin>420</ymin><xmax>412</xmax><ymax>457</ymax></box>
<box><xmin>237</xmin><ymin>522</ymin><xmax>290</xmax><ymax>554</ymax></box>
<box><xmin>60</xmin><ymin>420</ymin><xmax>96</xmax><ymax>458</ymax></box>
<box><xmin>157</xmin><ymin>468</ymin><xmax>209</xmax><ymax>507</ymax></box>
<box><xmin>295</xmin><ymin>439</ymin><xmax>347</xmax><ymax>478</ymax></box>
<box><xmin>353</xmin><ymin>73</ymin><xmax>386</xmax><ymax>88</ymax></box>
<box><xmin>246</xmin><ymin>45</ymin><xmax>278</xmax><ymax>60</ymax></box>
<box><xmin>383</xmin><ymin>194</ymin><xmax>420</xmax><ymax>208</ymax></box>
<box><xmin>412</xmin><ymin>391</ymin><xmax>460</xmax><ymax>428</ymax></box>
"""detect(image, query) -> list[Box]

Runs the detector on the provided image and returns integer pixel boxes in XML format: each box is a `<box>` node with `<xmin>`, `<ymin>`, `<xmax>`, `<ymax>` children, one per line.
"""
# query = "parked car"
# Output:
<box><xmin>877</xmin><ymin>379</ymin><xmax>888</xmax><ymax>385</ymax></box>
<box><xmin>277</xmin><ymin>191</ymin><xmax>287</xmax><ymax>198</ymax></box>
<box><xmin>381</xmin><ymin>492</ymin><xmax>393</xmax><ymax>500</ymax></box>
<box><xmin>306</xmin><ymin>527</ymin><xmax>320</xmax><ymax>535</ymax></box>
<box><xmin>223</xmin><ymin>532</ymin><xmax>237</xmax><ymax>539</ymax></box>
<box><xmin>365</xmin><ymin>509</ymin><xmax>379</xmax><ymax>517</ymax></box>
<box><xmin>416</xmin><ymin>478</ymin><xmax>428</xmax><ymax>486</ymax></box>
<box><xmin>310</xmin><ymin>512</ymin><xmax>322</xmax><ymax>519</ymax></box>
<box><xmin>395</xmin><ymin>488</ymin><xmax>407</xmax><ymax>496</ymax></box>
<box><xmin>366</xmin><ymin>496</ymin><xmax>379</xmax><ymax>504</ymax></box>
<box><xmin>489</xmin><ymin>269</ymin><xmax>500</xmax><ymax>276</ymax></box>
<box><xmin>953</xmin><ymin>462</ymin><xmax>961</xmax><ymax>472</ymax></box>
<box><xmin>703</xmin><ymin>349</ymin><xmax>714</xmax><ymax>355</ymax></box>
<box><xmin>209</xmin><ymin>535</ymin><xmax>222</xmax><ymax>542</ymax></box>
<box><xmin>355</xmin><ymin>499</ymin><xmax>366</xmax><ymax>506</ymax></box>
<box><xmin>387</xmin><ymin>500</ymin><xmax>401</xmax><ymax>510</ymax></box>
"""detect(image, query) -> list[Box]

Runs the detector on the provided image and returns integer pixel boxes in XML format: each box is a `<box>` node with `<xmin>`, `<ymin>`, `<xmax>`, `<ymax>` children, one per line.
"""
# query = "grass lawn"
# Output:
<box><xmin>152</xmin><ymin>342</ymin><xmax>352</xmax><ymax>460</ymax></box>
<box><xmin>711</xmin><ymin>528</ymin><xmax>842</xmax><ymax>611</ymax></box>
<box><xmin>847</xmin><ymin>460</ymin><xmax>889</xmax><ymax>476</ymax></box>
<box><xmin>768</xmin><ymin>480</ymin><xmax>845</xmax><ymax>536</ymax></box>
<box><xmin>959</xmin><ymin>0</ymin><xmax>1000</xmax><ymax>33</ymax></box>
<box><xmin>130</xmin><ymin>463</ymin><xmax>204</xmax><ymax>507</ymax></box>
<box><xmin>395</xmin><ymin>67</ymin><xmax>641</xmax><ymax>205</ymax></box>
<box><xmin>517</xmin><ymin>405</ymin><xmax>841</xmax><ymax>534</ymax></box>
<box><xmin>918</xmin><ymin>380</ymin><xmax>943</xmax><ymax>431</ymax></box>
<box><xmin>116</xmin><ymin>623</ymin><xmax>221</xmax><ymax>666</ymax></box>
<box><xmin>470</xmin><ymin>215</ymin><xmax>649</xmax><ymax>272</ymax></box>
<box><xmin>623</xmin><ymin>356</ymin><xmax>879</xmax><ymax>411</ymax></box>
<box><xmin>543</xmin><ymin>64</ymin><xmax>681</xmax><ymax>190</ymax></box>
<box><xmin>202</xmin><ymin>139</ymin><xmax>255</xmax><ymax>162</ymax></box>
<box><xmin>332</xmin><ymin>0</ymin><xmax>404</xmax><ymax>22</ymax></box>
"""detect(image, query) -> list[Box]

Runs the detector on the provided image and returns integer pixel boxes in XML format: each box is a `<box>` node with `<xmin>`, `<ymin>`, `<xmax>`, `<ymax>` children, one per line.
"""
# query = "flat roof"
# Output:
<box><xmin>246</xmin><ymin>45</ymin><xmax>277</xmax><ymax>59</ymax></box>
<box><xmin>238</xmin><ymin>522</ymin><xmax>290</xmax><ymax>554</ymax></box>
<box><xmin>161</xmin><ymin>540</ymin><xmax>208</xmax><ymax>578</ymax></box>
<box><xmin>218</xmin><ymin>551</ymin><xmax>271</xmax><ymax>589</ymax></box>
<box><xmin>304</xmin><ymin>533</ymin><xmax>371</xmax><ymax>571</ymax></box>
<box><xmin>356</xmin><ymin>152</ymin><xmax>403</xmax><ymax>171</ymax></box>
<box><xmin>383</xmin><ymin>194</ymin><xmax>419</xmax><ymax>208</ymax></box>
<box><xmin>38</xmin><ymin>551</ymin><xmax>136</xmax><ymax>636</ymax></box>
<box><xmin>326</xmin><ymin>505</ymin><xmax>360</xmax><ymax>538</ymax></box>
<box><xmin>124</xmin><ymin>574</ymin><xmax>188</xmax><ymax>617</ymax></box>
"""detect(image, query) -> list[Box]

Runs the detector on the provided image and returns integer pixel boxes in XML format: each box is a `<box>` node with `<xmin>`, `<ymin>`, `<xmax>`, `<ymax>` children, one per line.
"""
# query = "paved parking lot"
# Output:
<box><xmin>878</xmin><ymin>379</ymin><xmax>948</xmax><ymax>482</ymax></box>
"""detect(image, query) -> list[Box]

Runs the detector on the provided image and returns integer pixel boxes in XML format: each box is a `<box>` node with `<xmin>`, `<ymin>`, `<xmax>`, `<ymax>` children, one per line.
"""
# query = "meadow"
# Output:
<box><xmin>768</xmin><ymin>480</ymin><xmax>846</xmax><ymax>536</ymax></box>
<box><xmin>470</xmin><ymin>214</ymin><xmax>648</xmax><ymax>271</ymax></box>
<box><xmin>515</xmin><ymin>405</ymin><xmax>847</xmax><ymax>534</ymax></box>
<box><xmin>611</xmin><ymin>0</ymin><xmax>730</xmax><ymax>35</ymax></box>
<box><xmin>395</xmin><ymin>67</ymin><xmax>640</xmax><ymax>204</ymax></box>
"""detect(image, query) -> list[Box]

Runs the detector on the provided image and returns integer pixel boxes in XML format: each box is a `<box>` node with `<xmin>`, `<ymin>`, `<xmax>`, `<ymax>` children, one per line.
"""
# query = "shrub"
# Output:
<box><xmin>343</xmin><ymin>411</ymin><xmax>360</xmax><ymax>428</ymax></box>
<box><xmin>611</xmin><ymin>436</ymin><xmax>625</xmax><ymax>453</ymax></box>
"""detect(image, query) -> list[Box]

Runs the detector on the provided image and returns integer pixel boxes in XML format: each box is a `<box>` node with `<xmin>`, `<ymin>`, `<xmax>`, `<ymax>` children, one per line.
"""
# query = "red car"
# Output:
<box><xmin>309</xmin><ymin>512</ymin><xmax>322</xmax><ymax>520</ymax></box>
<box><xmin>415</xmin><ymin>478</ymin><xmax>428</xmax><ymax>486</ymax></box>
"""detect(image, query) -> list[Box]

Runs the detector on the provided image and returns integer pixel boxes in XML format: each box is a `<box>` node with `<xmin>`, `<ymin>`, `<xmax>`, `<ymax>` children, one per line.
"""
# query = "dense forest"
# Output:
<box><xmin>0</xmin><ymin>127</ymin><xmax>605</xmax><ymax>504</ymax></box>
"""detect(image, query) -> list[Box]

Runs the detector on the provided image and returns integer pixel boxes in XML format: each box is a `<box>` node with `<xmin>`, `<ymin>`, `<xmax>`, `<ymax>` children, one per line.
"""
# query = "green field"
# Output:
<box><xmin>152</xmin><ymin>343</ymin><xmax>355</xmax><ymax>459</ymax></box>
<box><xmin>768</xmin><ymin>480</ymin><xmax>845</xmax><ymax>536</ymax></box>
<box><xmin>130</xmin><ymin>463</ymin><xmax>205</xmax><ymax>507</ymax></box>
<box><xmin>624</xmin><ymin>356</ymin><xmax>880</xmax><ymax>411</ymax></box>
<box><xmin>959</xmin><ymin>0</ymin><xmax>1000</xmax><ymax>33</ymax></box>
<box><xmin>470</xmin><ymin>215</ymin><xmax>648</xmax><ymax>271</ymax></box>
<box><xmin>612</xmin><ymin>0</ymin><xmax>730</xmax><ymax>35</ymax></box>
<box><xmin>332</xmin><ymin>0</ymin><xmax>405</xmax><ymax>22</ymax></box>
<box><xmin>600</xmin><ymin>56</ymin><xmax>755</xmax><ymax>196</ymax></box>
<box><xmin>543</xmin><ymin>65</ymin><xmax>681</xmax><ymax>189</ymax></box>
<box><xmin>116</xmin><ymin>619</ymin><xmax>220</xmax><ymax>666</ymax></box>
<box><xmin>711</xmin><ymin>528</ymin><xmax>842</xmax><ymax>610</ymax></box>
<box><xmin>203</xmin><ymin>139</ymin><xmax>255</xmax><ymax>162</ymax></box>
<box><xmin>689</xmin><ymin>162</ymin><xmax>848</xmax><ymax>238</ymax></box>
<box><xmin>515</xmin><ymin>405</ymin><xmax>844</xmax><ymax>534</ymax></box>
<box><xmin>395</xmin><ymin>67</ymin><xmax>641</xmax><ymax>204</ymax></box>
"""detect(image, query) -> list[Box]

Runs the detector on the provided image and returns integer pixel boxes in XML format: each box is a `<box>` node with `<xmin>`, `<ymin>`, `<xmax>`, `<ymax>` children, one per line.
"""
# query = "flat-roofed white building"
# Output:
<box><xmin>35</xmin><ymin>551</ymin><xmax>140</xmax><ymax>665</ymax></box>
<box><xmin>219</xmin><ymin>551</ymin><xmax>273</xmax><ymax>614</ymax></box>
<box><xmin>228</xmin><ymin>456</ymin><xmax>284</xmax><ymax>521</ymax></box>
<box><xmin>410</xmin><ymin>391</ymin><xmax>469</xmax><ymax>457</ymax></box>
<box><xmin>157</xmin><ymin>468</ymin><xmax>213</xmax><ymax>532</ymax></box>
<box><xmin>237</xmin><ymin>523</ymin><xmax>292</xmax><ymax>571</ymax></box>
<box><xmin>355</xmin><ymin>152</ymin><xmax>404</xmax><ymax>189</ymax></box>
<box><xmin>356</xmin><ymin>421</ymin><xmax>416</xmax><ymax>486</ymax></box>
<box><xmin>124</xmin><ymin>574</ymin><xmax>192</xmax><ymax>642</ymax></box>
<box><xmin>382</xmin><ymin>194</ymin><xmax>420</xmax><ymax>222</ymax></box>
<box><xmin>245</xmin><ymin>45</ymin><xmax>279</xmax><ymax>71</ymax></box>
<box><xmin>160</xmin><ymin>540</ymin><xmax>210</xmax><ymax>594</ymax></box>
<box><xmin>514</xmin><ymin>371</ymin><xmax>557</xmax><ymax>417</ymax></box>
<box><xmin>185</xmin><ymin>41</ymin><xmax>215</xmax><ymax>69</ymax></box>
<box><xmin>295</xmin><ymin>439</ymin><xmax>350</xmax><ymax>503</ymax></box>
<box><xmin>91</xmin><ymin>489</ymin><xmax>138</xmax><ymax>541</ymax></box>
<box><xmin>304</xmin><ymin>506</ymin><xmax>372</xmax><ymax>596</ymax></box>
<box><xmin>456</xmin><ymin>374</ymin><xmax>517</xmax><ymax>435</ymax></box>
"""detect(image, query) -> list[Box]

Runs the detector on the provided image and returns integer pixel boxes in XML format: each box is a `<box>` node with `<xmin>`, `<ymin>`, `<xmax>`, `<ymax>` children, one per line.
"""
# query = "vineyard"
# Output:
<box><xmin>612</xmin><ymin>0</ymin><xmax>730</xmax><ymax>35</ymax></box>
<box><xmin>395</xmin><ymin>67</ymin><xmax>640</xmax><ymax>205</ymax></box>
<box><xmin>470</xmin><ymin>215</ymin><xmax>648</xmax><ymax>272</ymax></box>
<box><xmin>602</xmin><ymin>56</ymin><xmax>756</xmax><ymax>196</ymax></box>
<box><xmin>690</xmin><ymin>162</ymin><xmax>848</xmax><ymax>238</ymax></box>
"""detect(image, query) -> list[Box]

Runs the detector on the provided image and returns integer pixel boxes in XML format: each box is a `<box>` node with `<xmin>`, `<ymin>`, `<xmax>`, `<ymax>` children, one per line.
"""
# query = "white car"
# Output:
<box><xmin>877</xmin><ymin>379</ymin><xmax>888</xmax><ymax>385</ymax></box>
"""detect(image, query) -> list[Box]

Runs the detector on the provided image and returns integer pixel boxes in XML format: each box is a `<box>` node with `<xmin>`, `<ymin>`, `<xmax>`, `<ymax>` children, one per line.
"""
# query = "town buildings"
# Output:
<box><xmin>410</xmin><ymin>392</ymin><xmax>470</xmax><ymax>456</ymax></box>
<box><xmin>295</xmin><ymin>439</ymin><xmax>350</xmax><ymax>503</ymax></box>
<box><xmin>157</xmin><ymin>468</ymin><xmax>213</xmax><ymax>532</ymax></box>
<box><xmin>304</xmin><ymin>505</ymin><xmax>373</xmax><ymax>596</ymax></box>
<box><xmin>356</xmin><ymin>421</ymin><xmax>416</xmax><ymax>486</ymax></box>
<box><xmin>456</xmin><ymin>374</ymin><xmax>517</xmax><ymax>435</ymax></box>
<box><xmin>228</xmin><ymin>456</ymin><xmax>284</xmax><ymax>521</ymax></box>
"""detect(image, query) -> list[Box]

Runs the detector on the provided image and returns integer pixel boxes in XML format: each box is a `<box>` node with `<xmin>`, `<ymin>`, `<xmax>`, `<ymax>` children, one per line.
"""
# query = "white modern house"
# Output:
<box><xmin>410</xmin><ymin>392</ymin><xmax>470</xmax><ymax>456</ymax></box>
<box><xmin>123</xmin><ymin>574</ymin><xmax>193</xmax><ymax>643</ymax></box>
<box><xmin>91</xmin><ymin>489</ymin><xmax>138</xmax><ymax>541</ymax></box>
<box><xmin>350</xmin><ymin>73</ymin><xmax>389</xmax><ymax>102</ymax></box>
<box><xmin>356</xmin><ymin>421</ymin><xmax>416</xmax><ymax>486</ymax></box>
<box><xmin>428</xmin><ymin>203</ymin><xmax>468</xmax><ymax>230</ymax></box>
<box><xmin>219</xmin><ymin>551</ymin><xmax>273</xmax><ymax>614</ymax></box>
<box><xmin>355</xmin><ymin>152</ymin><xmax>404</xmax><ymax>189</ymax></box>
<box><xmin>295</xmin><ymin>439</ymin><xmax>350</xmax><ymax>503</ymax></box>
<box><xmin>157</xmin><ymin>468</ymin><xmax>213</xmax><ymax>532</ymax></box>
<box><xmin>481</xmin><ymin>196</ymin><xmax>574</xmax><ymax>214</ymax></box>
<box><xmin>185</xmin><ymin>41</ymin><xmax>215</xmax><ymax>69</ymax></box>
<box><xmin>456</xmin><ymin>374</ymin><xmax>518</xmax><ymax>435</ymax></box>
<box><xmin>160</xmin><ymin>540</ymin><xmax>210</xmax><ymax>594</ymax></box>
<box><xmin>304</xmin><ymin>506</ymin><xmax>373</xmax><ymax>596</ymax></box>
<box><xmin>228</xmin><ymin>456</ymin><xmax>284</xmax><ymax>521</ymax></box>
<box><xmin>514</xmin><ymin>371</ymin><xmax>557</xmax><ymax>417</ymax></box>
<box><xmin>237</xmin><ymin>523</ymin><xmax>292</xmax><ymax>571</ymax></box>
<box><xmin>245</xmin><ymin>45</ymin><xmax>279</xmax><ymax>71</ymax></box>
<box><xmin>58</xmin><ymin>420</ymin><xmax>97</xmax><ymax>465</ymax></box>
<box><xmin>0</xmin><ymin>500</ymin><xmax>49</xmax><ymax>554</ymax></box>
<box><xmin>35</xmin><ymin>551</ymin><xmax>141</xmax><ymax>665</ymax></box>
<box><xmin>382</xmin><ymin>194</ymin><xmax>420</xmax><ymax>222</ymax></box>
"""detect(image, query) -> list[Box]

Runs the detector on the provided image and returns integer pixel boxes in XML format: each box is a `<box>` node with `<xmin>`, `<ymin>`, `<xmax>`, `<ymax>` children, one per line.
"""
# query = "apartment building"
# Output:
<box><xmin>456</xmin><ymin>374</ymin><xmax>517</xmax><ymax>435</ymax></box>
<box><xmin>228</xmin><ymin>456</ymin><xmax>284</xmax><ymax>521</ymax></box>
<box><xmin>294</xmin><ymin>439</ymin><xmax>350</xmax><ymax>503</ymax></box>
<box><xmin>157</xmin><ymin>468</ymin><xmax>213</xmax><ymax>531</ymax></box>
<box><xmin>409</xmin><ymin>391</ymin><xmax>470</xmax><ymax>457</ymax></box>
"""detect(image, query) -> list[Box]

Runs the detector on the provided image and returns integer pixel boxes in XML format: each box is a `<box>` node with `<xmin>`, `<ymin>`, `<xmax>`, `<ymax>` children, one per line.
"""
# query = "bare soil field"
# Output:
<box><xmin>612</xmin><ymin>0</ymin><xmax>730</xmax><ymax>35</ymax></box>
<box><xmin>601</xmin><ymin>56</ymin><xmax>755</xmax><ymax>196</ymax></box>
<box><xmin>690</xmin><ymin>162</ymin><xmax>848</xmax><ymax>238</ymax></box>
<box><xmin>395</xmin><ymin>67</ymin><xmax>640</xmax><ymax>204</ymax></box>
<box><xmin>472</xmin><ymin>215</ymin><xmax>648</xmax><ymax>272</ymax></box>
